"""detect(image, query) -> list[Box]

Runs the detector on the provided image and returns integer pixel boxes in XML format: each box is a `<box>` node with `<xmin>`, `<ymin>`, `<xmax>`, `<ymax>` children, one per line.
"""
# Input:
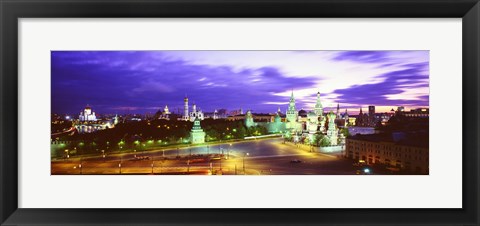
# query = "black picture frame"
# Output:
<box><xmin>1</xmin><ymin>0</ymin><xmax>479</xmax><ymax>225</ymax></box>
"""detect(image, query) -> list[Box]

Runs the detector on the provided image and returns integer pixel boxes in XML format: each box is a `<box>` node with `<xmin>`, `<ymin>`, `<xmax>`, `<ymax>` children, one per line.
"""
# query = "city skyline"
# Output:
<box><xmin>52</xmin><ymin>51</ymin><xmax>429</xmax><ymax>115</ymax></box>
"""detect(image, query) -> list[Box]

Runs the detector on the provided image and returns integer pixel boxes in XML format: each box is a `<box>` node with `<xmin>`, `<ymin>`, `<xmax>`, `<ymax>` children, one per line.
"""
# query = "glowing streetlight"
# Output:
<box><xmin>151</xmin><ymin>161</ymin><xmax>154</xmax><ymax>174</ymax></box>
<box><xmin>64</xmin><ymin>149</ymin><xmax>69</xmax><ymax>161</ymax></box>
<box><xmin>243</xmin><ymin>152</ymin><xmax>249</xmax><ymax>175</ymax></box>
<box><xmin>101</xmin><ymin>149</ymin><xmax>106</xmax><ymax>161</ymax></box>
<box><xmin>119</xmin><ymin>156</ymin><xmax>122</xmax><ymax>174</ymax></box>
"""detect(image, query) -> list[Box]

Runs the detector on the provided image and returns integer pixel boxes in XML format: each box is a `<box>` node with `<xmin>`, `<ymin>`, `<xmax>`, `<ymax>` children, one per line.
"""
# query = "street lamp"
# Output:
<box><xmin>101</xmin><ymin>150</ymin><xmax>105</xmax><ymax>162</ymax></box>
<box><xmin>243</xmin><ymin>152</ymin><xmax>249</xmax><ymax>175</ymax></box>
<box><xmin>64</xmin><ymin>149</ymin><xmax>69</xmax><ymax>161</ymax></box>
<box><xmin>119</xmin><ymin>156</ymin><xmax>122</xmax><ymax>174</ymax></box>
<box><xmin>79</xmin><ymin>156</ymin><xmax>82</xmax><ymax>175</ymax></box>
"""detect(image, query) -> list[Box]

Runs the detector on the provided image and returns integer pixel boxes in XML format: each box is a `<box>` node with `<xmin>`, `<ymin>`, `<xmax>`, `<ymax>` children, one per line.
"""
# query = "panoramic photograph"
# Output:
<box><xmin>51</xmin><ymin>50</ymin><xmax>429</xmax><ymax>175</ymax></box>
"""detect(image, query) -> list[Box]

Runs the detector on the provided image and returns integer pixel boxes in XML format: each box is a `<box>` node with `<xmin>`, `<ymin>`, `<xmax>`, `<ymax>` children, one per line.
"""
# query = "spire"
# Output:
<box><xmin>314</xmin><ymin>91</ymin><xmax>323</xmax><ymax>116</ymax></box>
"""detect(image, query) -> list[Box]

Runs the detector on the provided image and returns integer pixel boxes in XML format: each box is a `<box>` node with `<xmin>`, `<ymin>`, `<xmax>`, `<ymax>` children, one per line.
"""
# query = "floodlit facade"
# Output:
<box><xmin>79</xmin><ymin>105</ymin><xmax>97</xmax><ymax>121</ymax></box>
<box><xmin>75</xmin><ymin>106</ymin><xmax>119</xmax><ymax>133</ymax></box>
<box><xmin>190</xmin><ymin>117</ymin><xmax>206</xmax><ymax>144</ymax></box>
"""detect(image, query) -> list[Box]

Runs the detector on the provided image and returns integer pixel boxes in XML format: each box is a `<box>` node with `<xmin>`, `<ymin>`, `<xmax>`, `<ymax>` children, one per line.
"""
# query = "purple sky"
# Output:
<box><xmin>51</xmin><ymin>51</ymin><xmax>429</xmax><ymax>115</ymax></box>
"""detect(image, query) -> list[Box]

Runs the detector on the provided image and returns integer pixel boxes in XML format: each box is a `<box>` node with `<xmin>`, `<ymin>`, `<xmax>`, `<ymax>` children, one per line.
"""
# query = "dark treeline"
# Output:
<box><xmin>54</xmin><ymin>118</ymin><xmax>268</xmax><ymax>156</ymax></box>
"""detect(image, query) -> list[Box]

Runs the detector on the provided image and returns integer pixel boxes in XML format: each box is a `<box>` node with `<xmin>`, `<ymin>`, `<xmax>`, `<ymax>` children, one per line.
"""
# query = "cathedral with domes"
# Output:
<box><xmin>244</xmin><ymin>90</ymin><xmax>347</xmax><ymax>148</ymax></box>
<box><xmin>74</xmin><ymin>105</ymin><xmax>119</xmax><ymax>133</ymax></box>
<box><xmin>283</xmin><ymin>90</ymin><xmax>342</xmax><ymax>146</ymax></box>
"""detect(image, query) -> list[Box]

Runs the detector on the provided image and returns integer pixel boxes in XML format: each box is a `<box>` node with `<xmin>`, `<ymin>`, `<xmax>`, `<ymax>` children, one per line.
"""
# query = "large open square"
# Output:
<box><xmin>51</xmin><ymin>137</ymin><xmax>364</xmax><ymax>175</ymax></box>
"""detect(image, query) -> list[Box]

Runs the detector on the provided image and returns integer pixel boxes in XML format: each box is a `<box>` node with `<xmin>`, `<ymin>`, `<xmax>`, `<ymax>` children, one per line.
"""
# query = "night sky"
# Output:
<box><xmin>51</xmin><ymin>51</ymin><xmax>429</xmax><ymax>115</ymax></box>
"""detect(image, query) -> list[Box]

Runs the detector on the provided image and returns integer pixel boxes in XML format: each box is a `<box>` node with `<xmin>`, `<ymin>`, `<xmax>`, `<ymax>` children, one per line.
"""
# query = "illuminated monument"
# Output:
<box><xmin>183</xmin><ymin>96</ymin><xmax>190</xmax><ymax>121</ymax></box>
<box><xmin>245</xmin><ymin>110</ymin><xmax>256</xmax><ymax>128</ymax></box>
<box><xmin>74</xmin><ymin>105</ymin><xmax>119</xmax><ymax>133</ymax></box>
<box><xmin>280</xmin><ymin>90</ymin><xmax>340</xmax><ymax>147</ymax></box>
<box><xmin>182</xmin><ymin>95</ymin><xmax>205</xmax><ymax>122</ymax></box>
<box><xmin>326</xmin><ymin>111</ymin><xmax>339</xmax><ymax>145</ymax></box>
<box><xmin>190</xmin><ymin>117</ymin><xmax>206</xmax><ymax>144</ymax></box>
<box><xmin>79</xmin><ymin>105</ymin><xmax>97</xmax><ymax>121</ymax></box>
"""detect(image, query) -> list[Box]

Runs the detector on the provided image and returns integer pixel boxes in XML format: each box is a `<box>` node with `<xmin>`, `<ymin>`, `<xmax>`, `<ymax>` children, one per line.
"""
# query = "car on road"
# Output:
<box><xmin>131</xmin><ymin>156</ymin><xmax>150</xmax><ymax>161</ymax></box>
<box><xmin>290</xmin><ymin>159</ymin><xmax>302</xmax><ymax>163</ymax></box>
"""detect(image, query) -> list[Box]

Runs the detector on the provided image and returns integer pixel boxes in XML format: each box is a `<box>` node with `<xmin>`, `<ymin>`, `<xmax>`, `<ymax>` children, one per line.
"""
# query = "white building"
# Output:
<box><xmin>79</xmin><ymin>105</ymin><xmax>97</xmax><ymax>121</ymax></box>
<box><xmin>75</xmin><ymin>105</ymin><xmax>119</xmax><ymax>133</ymax></box>
<box><xmin>189</xmin><ymin>103</ymin><xmax>205</xmax><ymax>122</ymax></box>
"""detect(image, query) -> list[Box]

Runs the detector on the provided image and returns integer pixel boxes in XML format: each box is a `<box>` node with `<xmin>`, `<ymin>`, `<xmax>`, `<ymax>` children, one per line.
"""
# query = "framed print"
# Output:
<box><xmin>1</xmin><ymin>0</ymin><xmax>479</xmax><ymax>225</ymax></box>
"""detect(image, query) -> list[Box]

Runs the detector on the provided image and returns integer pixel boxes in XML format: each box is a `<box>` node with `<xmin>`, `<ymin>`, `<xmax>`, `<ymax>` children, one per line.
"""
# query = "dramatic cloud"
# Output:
<box><xmin>332</xmin><ymin>62</ymin><xmax>429</xmax><ymax>109</ymax></box>
<box><xmin>331</xmin><ymin>51</ymin><xmax>389</xmax><ymax>63</ymax></box>
<box><xmin>51</xmin><ymin>50</ymin><xmax>429</xmax><ymax>115</ymax></box>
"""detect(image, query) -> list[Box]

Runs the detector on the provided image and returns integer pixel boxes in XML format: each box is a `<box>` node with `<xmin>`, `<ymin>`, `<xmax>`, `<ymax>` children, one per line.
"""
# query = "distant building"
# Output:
<box><xmin>189</xmin><ymin>103</ymin><xmax>205</xmax><ymax>122</ymax></box>
<box><xmin>375</xmin><ymin>112</ymin><xmax>394</xmax><ymax>125</ymax></box>
<box><xmin>181</xmin><ymin>96</ymin><xmax>205</xmax><ymax>121</ymax></box>
<box><xmin>399</xmin><ymin>108</ymin><xmax>429</xmax><ymax>118</ymax></box>
<box><xmin>74</xmin><ymin>106</ymin><xmax>119</xmax><ymax>133</ymax></box>
<box><xmin>183</xmin><ymin>96</ymin><xmax>189</xmax><ymax>121</ymax></box>
<box><xmin>79</xmin><ymin>105</ymin><xmax>97</xmax><ymax>121</ymax></box>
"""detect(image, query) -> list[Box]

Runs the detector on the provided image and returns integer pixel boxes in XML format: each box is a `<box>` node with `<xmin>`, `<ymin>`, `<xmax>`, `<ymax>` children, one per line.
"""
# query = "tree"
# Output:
<box><xmin>340</xmin><ymin>128</ymin><xmax>350</xmax><ymax>137</ymax></box>
<box><xmin>320</xmin><ymin>137</ymin><xmax>331</xmax><ymax>147</ymax></box>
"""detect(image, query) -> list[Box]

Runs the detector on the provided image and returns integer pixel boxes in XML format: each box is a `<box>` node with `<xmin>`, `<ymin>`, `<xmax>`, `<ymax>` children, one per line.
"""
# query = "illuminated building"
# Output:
<box><xmin>79</xmin><ymin>105</ymin><xmax>97</xmax><ymax>121</ymax></box>
<box><xmin>326</xmin><ymin>111</ymin><xmax>339</xmax><ymax>145</ymax></box>
<box><xmin>245</xmin><ymin>110</ymin><xmax>256</xmax><ymax>128</ymax></box>
<box><xmin>181</xmin><ymin>96</ymin><xmax>205</xmax><ymax>121</ymax></box>
<box><xmin>314</xmin><ymin>92</ymin><xmax>323</xmax><ymax>116</ymax></box>
<box><xmin>189</xmin><ymin>103</ymin><xmax>205</xmax><ymax>122</ymax></box>
<box><xmin>190</xmin><ymin>117</ymin><xmax>206</xmax><ymax>144</ymax></box>
<box><xmin>163</xmin><ymin>105</ymin><xmax>170</xmax><ymax>115</ymax></box>
<box><xmin>74</xmin><ymin>106</ymin><xmax>119</xmax><ymax>133</ymax></box>
<box><xmin>398</xmin><ymin>108</ymin><xmax>429</xmax><ymax>118</ymax></box>
<box><xmin>183</xmin><ymin>96</ymin><xmax>189</xmax><ymax>121</ymax></box>
<box><xmin>265</xmin><ymin>113</ymin><xmax>286</xmax><ymax>133</ymax></box>
<box><xmin>346</xmin><ymin>133</ymin><xmax>428</xmax><ymax>174</ymax></box>
<box><xmin>286</xmin><ymin>91</ymin><xmax>298</xmax><ymax>123</ymax></box>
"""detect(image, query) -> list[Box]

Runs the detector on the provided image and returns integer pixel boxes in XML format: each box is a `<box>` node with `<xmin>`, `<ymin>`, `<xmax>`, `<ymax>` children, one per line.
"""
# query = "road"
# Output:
<box><xmin>51</xmin><ymin>138</ymin><xmax>359</xmax><ymax>175</ymax></box>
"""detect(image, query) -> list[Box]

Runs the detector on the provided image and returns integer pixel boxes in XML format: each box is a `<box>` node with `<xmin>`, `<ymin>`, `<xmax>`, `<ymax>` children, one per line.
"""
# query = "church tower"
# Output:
<box><xmin>183</xmin><ymin>96</ymin><xmax>189</xmax><ymax>121</ymax></box>
<box><xmin>326</xmin><ymin>111</ymin><xmax>338</xmax><ymax>145</ymax></box>
<box><xmin>286</xmin><ymin>90</ymin><xmax>298</xmax><ymax>123</ymax></box>
<box><xmin>336</xmin><ymin>103</ymin><xmax>341</xmax><ymax>118</ymax></box>
<box><xmin>245</xmin><ymin>110</ymin><xmax>255</xmax><ymax>128</ymax></box>
<box><xmin>344</xmin><ymin>109</ymin><xmax>349</xmax><ymax>127</ymax></box>
<box><xmin>190</xmin><ymin>117</ymin><xmax>206</xmax><ymax>144</ymax></box>
<box><xmin>314</xmin><ymin>91</ymin><xmax>323</xmax><ymax>116</ymax></box>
